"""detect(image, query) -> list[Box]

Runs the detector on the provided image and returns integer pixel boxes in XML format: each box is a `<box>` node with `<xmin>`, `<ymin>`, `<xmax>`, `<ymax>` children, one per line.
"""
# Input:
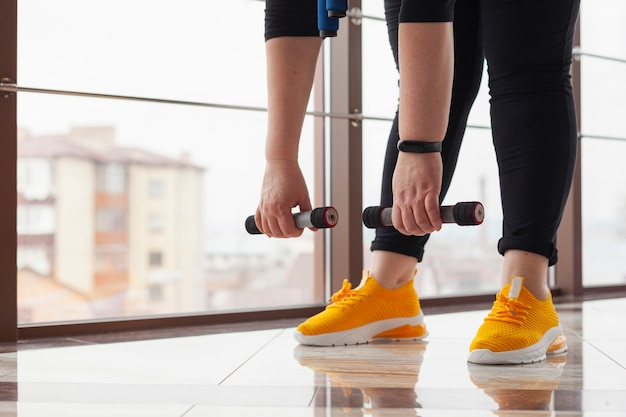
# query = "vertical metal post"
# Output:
<box><xmin>313</xmin><ymin>46</ymin><xmax>327</xmax><ymax>302</ymax></box>
<box><xmin>0</xmin><ymin>0</ymin><xmax>18</xmax><ymax>343</ymax></box>
<box><xmin>556</xmin><ymin>16</ymin><xmax>584</xmax><ymax>296</ymax></box>
<box><xmin>329</xmin><ymin>4</ymin><xmax>363</xmax><ymax>289</ymax></box>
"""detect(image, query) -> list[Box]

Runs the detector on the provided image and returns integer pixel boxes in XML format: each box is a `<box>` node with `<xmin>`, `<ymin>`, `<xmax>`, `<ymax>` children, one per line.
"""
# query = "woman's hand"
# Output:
<box><xmin>391</xmin><ymin>152</ymin><xmax>443</xmax><ymax>236</ymax></box>
<box><xmin>255</xmin><ymin>159</ymin><xmax>313</xmax><ymax>238</ymax></box>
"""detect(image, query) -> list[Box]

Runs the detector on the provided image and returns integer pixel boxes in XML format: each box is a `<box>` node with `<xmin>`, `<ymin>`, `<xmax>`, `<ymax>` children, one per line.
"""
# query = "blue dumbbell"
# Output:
<box><xmin>318</xmin><ymin>0</ymin><xmax>348</xmax><ymax>38</ymax></box>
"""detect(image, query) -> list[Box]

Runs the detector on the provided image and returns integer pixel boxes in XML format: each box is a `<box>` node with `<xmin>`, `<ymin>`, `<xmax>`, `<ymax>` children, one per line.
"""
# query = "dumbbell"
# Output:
<box><xmin>245</xmin><ymin>206</ymin><xmax>339</xmax><ymax>235</ymax></box>
<box><xmin>317</xmin><ymin>0</ymin><xmax>348</xmax><ymax>38</ymax></box>
<box><xmin>363</xmin><ymin>201</ymin><xmax>484</xmax><ymax>228</ymax></box>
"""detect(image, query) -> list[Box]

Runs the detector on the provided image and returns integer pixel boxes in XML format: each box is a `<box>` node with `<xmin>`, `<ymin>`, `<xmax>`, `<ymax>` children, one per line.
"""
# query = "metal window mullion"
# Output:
<box><xmin>329</xmin><ymin>6</ymin><xmax>363</xmax><ymax>290</ymax></box>
<box><xmin>555</xmin><ymin>16</ymin><xmax>584</xmax><ymax>296</ymax></box>
<box><xmin>0</xmin><ymin>0</ymin><xmax>18</xmax><ymax>344</ymax></box>
<box><xmin>313</xmin><ymin>45</ymin><xmax>326</xmax><ymax>302</ymax></box>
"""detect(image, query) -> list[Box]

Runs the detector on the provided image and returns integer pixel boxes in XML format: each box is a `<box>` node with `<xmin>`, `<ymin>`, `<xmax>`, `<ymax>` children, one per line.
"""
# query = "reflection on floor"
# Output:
<box><xmin>1</xmin><ymin>297</ymin><xmax>625</xmax><ymax>416</ymax></box>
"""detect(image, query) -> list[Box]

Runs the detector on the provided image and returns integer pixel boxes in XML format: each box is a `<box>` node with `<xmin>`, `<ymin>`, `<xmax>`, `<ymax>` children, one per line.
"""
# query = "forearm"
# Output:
<box><xmin>398</xmin><ymin>22</ymin><xmax>454</xmax><ymax>142</ymax></box>
<box><xmin>265</xmin><ymin>36</ymin><xmax>322</xmax><ymax>162</ymax></box>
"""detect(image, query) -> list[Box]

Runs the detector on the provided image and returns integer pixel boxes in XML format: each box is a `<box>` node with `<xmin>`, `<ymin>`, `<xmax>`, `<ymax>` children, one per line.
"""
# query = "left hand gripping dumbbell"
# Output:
<box><xmin>362</xmin><ymin>201</ymin><xmax>485</xmax><ymax>229</ymax></box>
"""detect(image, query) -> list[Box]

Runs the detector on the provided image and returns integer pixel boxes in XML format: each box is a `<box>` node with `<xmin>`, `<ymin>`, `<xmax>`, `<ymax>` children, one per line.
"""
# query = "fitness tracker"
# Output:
<box><xmin>397</xmin><ymin>140</ymin><xmax>442</xmax><ymax>153</ymax></box>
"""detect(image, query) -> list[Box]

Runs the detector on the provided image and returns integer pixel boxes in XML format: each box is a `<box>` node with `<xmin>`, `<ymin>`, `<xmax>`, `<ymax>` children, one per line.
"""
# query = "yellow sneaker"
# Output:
<box><xmin>468</xmin><ymin>276</ymin><xmax>568</xmax><ymax>365</ymax></box>
<box><xmin>294</xmin><ymin>270</ymin><xmax>428</xmax><ymax>346</ymax></box>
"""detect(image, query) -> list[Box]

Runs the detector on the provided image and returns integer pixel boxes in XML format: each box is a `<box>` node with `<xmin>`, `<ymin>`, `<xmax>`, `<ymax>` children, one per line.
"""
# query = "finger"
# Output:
<box><xmin>425</xmin><ymin>194</ymin><xmax>442</xmax><ymax>231</ymax></box>
<box><xmin>410</xmin><ymin>205</ymin><xmax>434</xmax><ymax>236</ymax></box>
<box><xmin>254</xmin><ymin>209</ymin><xmax>267</xmax><ymax>236</ymax></box>
<box><xmin>276</xmin><ymin>211</ymin><xmax>303</xmax><ymax>238</ymax></box>
<box><xmin>404</xmin><ymin>205</ymin><xmax>425</xmax><ymax>236</ymax></box>
<box><xmin>411</xmin><ymin>201</ymin><xmax>434</xmax><ymax>235</ymax></box>
<box><xmin>261</xmin><ymin>213</ymin><xmax>276</xmax><ymax>238</ymax></box>
<box><xmin>392</xmin><ymin>204</ymin><xmax>418</xmax><ymax>236</ymax></box>
<box><xmin>395</xmin><ymin>201</ymin><xmax>435</xmax><ymax>236</ymax></box>
<box><xmin>258</xmin><ymin>206</ymin><xmax>282</xmax><ymax>238</ymax></box>
<box><xmin>391</xmin><ymin>204</ymin><xmax>406</xmax><ymax>235</ymax></box>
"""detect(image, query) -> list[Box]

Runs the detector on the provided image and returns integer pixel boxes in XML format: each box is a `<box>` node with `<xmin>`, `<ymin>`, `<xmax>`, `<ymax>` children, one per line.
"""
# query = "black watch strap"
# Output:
<box><xmin>397</xmin><ymin>140</ymin><xmax>442</xmax><ymax>153</ymax></box>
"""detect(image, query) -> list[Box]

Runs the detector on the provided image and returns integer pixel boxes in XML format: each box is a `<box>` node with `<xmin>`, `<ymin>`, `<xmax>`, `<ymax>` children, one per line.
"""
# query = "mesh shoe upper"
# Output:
<box><xmin>470</xmin><ymin>276</ymin><xmax>563</xmax><ymax>354</ymax></box>
<box><xmin>296</xmin><ymin>270</ymin><xmax>422</xmax><ymax>338</ymax></box>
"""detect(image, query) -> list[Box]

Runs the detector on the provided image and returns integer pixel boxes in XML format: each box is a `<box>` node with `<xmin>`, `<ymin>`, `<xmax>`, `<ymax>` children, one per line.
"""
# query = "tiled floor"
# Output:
<box><xmin>1</xmin><ymin>297</ymin><xmax>625</xmax><ymax>416</ymax></box>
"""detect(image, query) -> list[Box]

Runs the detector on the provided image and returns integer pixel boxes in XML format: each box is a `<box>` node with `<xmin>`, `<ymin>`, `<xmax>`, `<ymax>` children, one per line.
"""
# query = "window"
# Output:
<box><xmin>147</xmin><ymin>180</ymin><xmax>164</xmax><ymax>198</ymax></box>
<box><xmin>17</xmin><ymin>205</ymin><xmax>55</xmax><ymax>235</ymax></box>
<box><xmin>96</xmin><ymin>207</ymin><xmax>126</xmax><ymax>232</ymax></box>
<box><xmin>95</xmin><ymin>246</ymin><xmax>128</xmax><ymax>274</ymax></box>
<box><xmin>148</xmin><ymin>284</ymin><xmax>164</xmax><ymax>302</ymax></box>
<box><xmin>580</xmin><ymin>0</ymin><xmax>626</xmax><ymax>287</ymax></box>
<box><xmin>14</xmin><ymin>0</ymin><xmax>319</xmax><ymax>324</ymax></box>
<box><xmin>17</xmin><ymin>158</ymin><xmax>53</xmax><ymax>200</ymax></box>
<box><xmin>3</xmin><ymin>0</ymin><xmax>621</xmax><ymax>340</ymax></box>
<box><xmin>96</xmin><ymin>163</ymin><xmax>126</xmax><ymax>194</ymax></box>
<box><xmin>148</xmin><ymin>215</ymin><xmax>164</xmax><ymax>232</ymax></box>
<box><xmin>149</xmin><ymin>251</ymin><xmax>163</xmax><ymax>267</ymax></box>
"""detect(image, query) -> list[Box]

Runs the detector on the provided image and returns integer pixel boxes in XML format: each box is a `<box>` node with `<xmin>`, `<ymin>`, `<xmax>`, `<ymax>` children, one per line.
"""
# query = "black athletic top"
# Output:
<box><xmin>265</xmin><ymin>0</ymin><xmax>455</xmax><ymax>41</ymax></box>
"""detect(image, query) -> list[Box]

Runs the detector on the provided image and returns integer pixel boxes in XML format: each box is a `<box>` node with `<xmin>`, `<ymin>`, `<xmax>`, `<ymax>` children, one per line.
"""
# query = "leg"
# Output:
<box><xmin>372</xmin><ymin>0</ymin><xmax>484</xmax><ymax>289</ymax></box>
<box><xmin>484</xmin><ymin>0</ymin><xmax>580</xmax><ymax>292</ymax></box>
<box><xmin>469</xmin><ymin>0</ymin><xmax>580</xmax><ymax>364</ymax></box>
<box><xmin>292</xmin><ymin>0</ymin><xmax>483</xmax><ymax>346</ymax></box>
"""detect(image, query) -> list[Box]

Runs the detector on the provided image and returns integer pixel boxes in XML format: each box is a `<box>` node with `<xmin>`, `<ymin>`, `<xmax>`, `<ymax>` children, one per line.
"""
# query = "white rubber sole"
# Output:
<box><xmin>467</xmin><ymin>325</ymin><xmax>568</xmax><ymax>365</ymax></box>
<box><xmin>294</xmin><ymin>310</ymin><xmax>427</xmax><ymax>346</ymax></box>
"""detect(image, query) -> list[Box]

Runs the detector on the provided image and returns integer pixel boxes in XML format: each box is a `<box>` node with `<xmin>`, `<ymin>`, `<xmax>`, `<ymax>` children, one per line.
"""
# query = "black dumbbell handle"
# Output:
<box><xmin>246</xmin><ymin>206</ymin><xmax>339</xmax><ymax>235</ymax></box>
<box><xmin>363</xmin><ymin>201</ymin><xmax>484</xmax><ymax>228</ymax></box>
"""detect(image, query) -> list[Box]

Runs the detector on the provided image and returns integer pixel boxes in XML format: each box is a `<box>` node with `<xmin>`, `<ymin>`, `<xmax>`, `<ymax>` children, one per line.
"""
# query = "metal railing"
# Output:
<box><xmin>572</xmin><ymin>49</ymin><xmax>626</xmax><ymax>143</ymax></box>
<box><xmin>0</xmin><ymin>79</ymin><xmax>494</xmax><ymax>131</ymax></box>
<box><xmin>2</xmin><ymin>48</ymin><xmax>624</xmax><ymax>136</ymax></box>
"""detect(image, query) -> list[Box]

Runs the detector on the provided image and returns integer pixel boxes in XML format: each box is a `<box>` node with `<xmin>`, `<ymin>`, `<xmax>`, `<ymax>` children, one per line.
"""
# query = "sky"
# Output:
<box><xmin>15</xmin><ymin>0</ymin><xmax>626</xmax><ymax>258</ymax></box>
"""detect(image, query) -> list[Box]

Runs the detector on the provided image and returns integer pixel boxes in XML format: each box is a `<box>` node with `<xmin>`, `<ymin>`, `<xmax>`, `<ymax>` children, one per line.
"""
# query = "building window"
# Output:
<box><xmin>96</xmin><ymin>163</ymin><xmax>126</xmax><ymax>194</ymax></box>
<box><xmin>95</xmin><ymin>207</ymin><xmax>126</xmax><ymax>232</ymax></box>
<box><xmin>17</xmin><ymin>158</ymin><xmax>53</xmax><ymax>200</ymax></box>
<box><xmin>17</xmin><ymin>245</ymin><xmax>51</xmax><ymax>276</ymax></box>
<box><xmin>95</xmin><ymin>245</ymin><xmax>129</xmax><ymax>273</ymax></box>
<box><xmin>148</xmin><ymin>284</ymin><xmax>164</xmax><ymax>302</ymax></box>
<box><xmin>147</xmin><ymin>180</ymin><xmax>164</xmax><ymax>197</ymax></box>
<box><xmin>149</xmin><ymin>251</ymin><xmax>163</xmax><ymax>266</ymax></box>
<box><xmin>17</xmin><ymin>205</ymin><xmax>56</xmax><ymax>234</ymax></box>
<box><xmin>148</xmin><ymin>215</ymin><xmax>165</xmax><ymax>232</ymax></box>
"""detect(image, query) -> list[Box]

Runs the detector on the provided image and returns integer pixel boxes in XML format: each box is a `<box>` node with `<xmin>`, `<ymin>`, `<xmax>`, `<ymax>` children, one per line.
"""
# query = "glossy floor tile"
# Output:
<box><xmin>0</xmin><ymin>297</ymin><xmax>625</xmax><ymax>416</ymax></box>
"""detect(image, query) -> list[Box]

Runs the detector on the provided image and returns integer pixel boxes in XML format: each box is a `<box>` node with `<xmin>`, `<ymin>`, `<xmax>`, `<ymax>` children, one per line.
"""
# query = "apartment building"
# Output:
<box><xmin>17</xmin><ymin>127</ymin><xmax>204</xmax><ymax>322</ymax></box>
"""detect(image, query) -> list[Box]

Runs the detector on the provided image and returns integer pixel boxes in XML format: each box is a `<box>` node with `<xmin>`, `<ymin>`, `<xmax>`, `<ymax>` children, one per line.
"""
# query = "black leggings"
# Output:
<box><xmin>371</xmin><ymin>0</ymin><xmax>580</xmax><ymax>266</ymax></box>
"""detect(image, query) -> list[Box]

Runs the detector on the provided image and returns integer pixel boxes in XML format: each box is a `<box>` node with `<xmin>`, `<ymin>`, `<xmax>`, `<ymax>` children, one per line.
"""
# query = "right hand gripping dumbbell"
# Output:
<box><xmin>362</xmin><ymin>201</ymin><xmax>485</xmax><ymax>229</ymax></box>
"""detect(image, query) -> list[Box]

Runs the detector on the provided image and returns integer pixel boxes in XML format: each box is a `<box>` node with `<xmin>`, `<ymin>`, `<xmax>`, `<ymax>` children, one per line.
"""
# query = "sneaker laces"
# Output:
<box><xmin>330</xmin><ymin>279</ymin><xmax>353</xmax><ymax>303</ymax></box>
<box><xmin>485</xmin><ymin>292</ymin><xmax>530</xmax><ymax>326</ymax></box>
<box><xmin>327</xmin><ymin>279</ymin><xmax>368</xmax><ymax>310</ymax></box>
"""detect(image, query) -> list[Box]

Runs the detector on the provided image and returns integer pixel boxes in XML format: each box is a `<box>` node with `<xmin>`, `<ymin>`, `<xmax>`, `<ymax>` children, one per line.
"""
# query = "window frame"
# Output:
<box><xmin>3</xmin><ymin>2</ymin><xmax>625</xmax><ymax>343</ymax></box>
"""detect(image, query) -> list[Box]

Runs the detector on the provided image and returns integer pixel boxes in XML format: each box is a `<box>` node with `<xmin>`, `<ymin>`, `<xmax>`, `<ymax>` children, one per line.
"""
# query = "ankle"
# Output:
<box><xmin>501</xmin><ymin>250</ymin><xmax>550</xmax><ymax>300</ymax></box>
<box><xmin>522</xmin><ymin>282</ymin><xmax>551</xmax><ymax>301</ymax></box>
<box><xmin>370</xmin><ymin>251</ymin><xmax>418</xmax><ymax>290</ymax></box>
<box><xmin>372</xmin><ymin>271</ymin><xmax>415</xmax><ymax>290</ymax></box>
<box><xmin>503</xmin><ymin>276</ymin><xmax>550</xmax><ymax>301</ymax></box>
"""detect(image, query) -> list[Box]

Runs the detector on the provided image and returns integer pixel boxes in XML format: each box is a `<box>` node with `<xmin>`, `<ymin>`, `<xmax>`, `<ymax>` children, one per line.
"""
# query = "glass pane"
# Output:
<box><xmin>17</xmin><ymin>1</ymin><xmax>320</xmax><ymax>324</ymax></box>
<box><xmin>580</xmin><ymin>0</ymin><xmax>626</xmax><ymax>287</ymax></box>
<box><xmin>360</xmin><ymin>2</ymin><xmax>502</xmax><ymax>297</ymax></box>
<box><xmin>17</xmin><ymin>0</ymin><xmax>268</xmax><ymax>107</ymax></box>
<box><xmin>581</xmin><ymin>139</ymin><xmax>626</xmax><ymax>287</ymax></box>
